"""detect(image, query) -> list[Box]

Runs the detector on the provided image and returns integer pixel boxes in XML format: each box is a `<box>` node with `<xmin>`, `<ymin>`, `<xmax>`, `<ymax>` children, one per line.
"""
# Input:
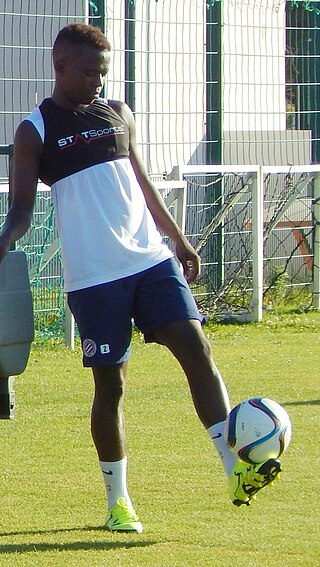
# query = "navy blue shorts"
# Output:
<box><xmin>67</xmin><ymin>258</ymin><xmax>202</xmax><ymax>367</ymax></box>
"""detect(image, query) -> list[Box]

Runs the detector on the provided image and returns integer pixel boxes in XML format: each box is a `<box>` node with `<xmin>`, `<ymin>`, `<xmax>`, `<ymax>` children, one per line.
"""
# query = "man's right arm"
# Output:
<box><xmin>0</xmin><ymin>121</ymin><xmax>42</xmax><ymax>261</ymax></box>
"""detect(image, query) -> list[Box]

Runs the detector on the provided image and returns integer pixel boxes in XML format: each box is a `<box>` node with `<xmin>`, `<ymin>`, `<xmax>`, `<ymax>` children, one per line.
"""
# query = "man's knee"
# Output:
<box><xmin>92</xmin><ymin>365</ymin><xmax>126</xmax><ymax>408</ymax></box>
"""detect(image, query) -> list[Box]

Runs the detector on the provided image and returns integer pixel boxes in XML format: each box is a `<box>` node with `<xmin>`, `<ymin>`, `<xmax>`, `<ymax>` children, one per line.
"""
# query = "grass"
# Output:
<box><xmin>0</xmin><ymin>312</ymin><xmax>319</xmax><ymax>566</ymax></box>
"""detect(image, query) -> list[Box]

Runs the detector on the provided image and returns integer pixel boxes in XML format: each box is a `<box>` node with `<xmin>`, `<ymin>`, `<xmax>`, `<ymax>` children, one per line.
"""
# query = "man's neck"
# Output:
<box><xmin>51</xmin><ymin>90</ymin><xmax>91</xmax><ymax>111</ymax></box>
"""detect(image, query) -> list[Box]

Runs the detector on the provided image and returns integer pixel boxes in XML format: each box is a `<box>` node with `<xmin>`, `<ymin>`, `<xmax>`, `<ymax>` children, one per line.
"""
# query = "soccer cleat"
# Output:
<box><xmin>229</xmin><ymin>458</ymin><xmax>281</xmax><ymax>507</ymax></box>
<box><xmin>105</xmin><ymin>497</ymin><xmax>143</xmax><ymax>533</ymax></box>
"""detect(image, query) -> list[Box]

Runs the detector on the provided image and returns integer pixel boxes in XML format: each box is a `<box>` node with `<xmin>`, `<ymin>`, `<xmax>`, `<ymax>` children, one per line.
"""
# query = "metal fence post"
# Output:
<box><xmin>64</xmin><ymin>306</ymin><xmax>75</xmax><ymax>350</ymax></box>
<box><xmin>313</xmin><ymin>173</ymin><xmax>320</xmax><ymax>309</ymax></box>
<box><xmin>125</xmin><ymin>0</ymin><xmax>136</xmax><ymax>113</ymax></box>
<box><xmin>251</xmin><ymin>166</ymin><xmax>264</xmax><ymax>322</ymax></box>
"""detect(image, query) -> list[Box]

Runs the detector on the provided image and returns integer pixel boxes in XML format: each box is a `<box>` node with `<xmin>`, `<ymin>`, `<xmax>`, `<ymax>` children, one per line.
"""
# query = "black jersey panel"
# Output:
<box><xmin>38</xmin><ymin>98</ymin><xmax>130</xmax><ymax>186</ymax></box>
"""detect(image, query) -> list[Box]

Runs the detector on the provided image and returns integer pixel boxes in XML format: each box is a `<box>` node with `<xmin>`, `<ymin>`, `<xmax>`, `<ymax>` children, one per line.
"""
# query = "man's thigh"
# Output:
<box><xmin>67</xmin><ymin>279</ymin><xmax>135</xmax><ymax>366</ymax></box>
<box><xmin>133</xmin><ymin>258</ymin><xmax>203</xmax><ymax>342</ymax></box>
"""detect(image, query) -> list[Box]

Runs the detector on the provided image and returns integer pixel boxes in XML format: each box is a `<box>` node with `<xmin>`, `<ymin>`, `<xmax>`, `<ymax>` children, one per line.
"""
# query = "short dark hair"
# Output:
<box><xmin>53</xmin><ymin>23</ymin><xmax>111</xmax><ymax>54</ymax></box>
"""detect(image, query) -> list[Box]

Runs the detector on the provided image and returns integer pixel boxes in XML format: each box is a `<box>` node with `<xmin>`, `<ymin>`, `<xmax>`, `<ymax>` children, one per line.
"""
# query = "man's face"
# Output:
<box><xmin>58</xmin><ymin>45</ymin><xmax>110</xmax><ymax>107</ymax></box>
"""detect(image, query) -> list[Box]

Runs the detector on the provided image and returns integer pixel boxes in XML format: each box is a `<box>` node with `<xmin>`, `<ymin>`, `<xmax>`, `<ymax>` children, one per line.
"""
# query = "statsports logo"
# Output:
<box><xmin>58</xmin><ymin>125</ymin><xmax>125</xmax><ymax>148</ymax></box>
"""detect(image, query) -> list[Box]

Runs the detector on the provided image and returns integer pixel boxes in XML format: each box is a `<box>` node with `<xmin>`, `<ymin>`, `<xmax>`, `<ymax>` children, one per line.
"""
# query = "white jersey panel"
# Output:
<box><xmin>51</xmin><ymin>158</ymin><xmax>173</xmax><ymax>291</ymax></box>
<box><xmin>25</xmin><ymin>108</ymin><xmax>45</xmax><ymax>142</ymax></box>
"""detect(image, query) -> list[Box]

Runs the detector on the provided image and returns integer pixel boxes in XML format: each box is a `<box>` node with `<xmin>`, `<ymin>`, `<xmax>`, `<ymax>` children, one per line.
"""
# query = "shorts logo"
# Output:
<box><xmin>100</xmin><ymin>344</ymin><xmax>110</xmax><ymax>354</ymax></box>
<box><xmin>82</xmin><ymin>338</ymin><xmax>97</xmax><ymax>357</ymax></box>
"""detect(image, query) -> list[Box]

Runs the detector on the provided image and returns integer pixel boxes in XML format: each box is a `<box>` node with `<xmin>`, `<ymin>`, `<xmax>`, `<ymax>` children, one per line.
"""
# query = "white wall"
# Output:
<box><xmin>223</xmin><ymin>0</ymin><xmax>287</xmax><ymax>131</ymax></box>
<box><xmin>106</xmin><ymin>0</ymin><xmax>290</xmax><ymax>170</ymax></box>
<box><xmin>106</xmin><ymin>0</ymin><xmax>206</xmax><ymax>174</ymax></box>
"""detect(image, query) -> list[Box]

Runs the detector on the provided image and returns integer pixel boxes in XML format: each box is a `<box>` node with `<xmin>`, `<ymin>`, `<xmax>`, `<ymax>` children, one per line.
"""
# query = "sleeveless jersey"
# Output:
<box><xmin>25</xmin><ymin>98</ymin><xmax>172</xmax><ymax>292</ymax></box>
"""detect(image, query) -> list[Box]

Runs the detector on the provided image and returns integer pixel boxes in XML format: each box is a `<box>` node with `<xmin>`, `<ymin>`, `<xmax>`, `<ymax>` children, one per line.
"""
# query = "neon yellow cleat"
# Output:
<box><xmin>105</xmin><ymin>497</ymin><xmax>143</xmax><ymax>533</ymax></box>
<box><xmin>229</xmin><ymin>458</ymin><xmax>281</xmax><ymax>507</ymax></box>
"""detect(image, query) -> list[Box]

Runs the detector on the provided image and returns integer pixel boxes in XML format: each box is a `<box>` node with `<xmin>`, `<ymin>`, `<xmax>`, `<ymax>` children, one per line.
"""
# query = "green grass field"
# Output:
<box><xmin>0</xmin><ymin>312</ymin><xmax>319</xmax><ymax>566</ymax></box>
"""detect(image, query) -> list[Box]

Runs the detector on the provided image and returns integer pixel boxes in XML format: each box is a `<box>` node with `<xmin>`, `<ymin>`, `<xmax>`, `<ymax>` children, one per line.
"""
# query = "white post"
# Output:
<box><xmin>158</xmin><ymin>181</ymin><xmax>187</xmax><ymax>233</ymax></box>
<box><xmin>173</xmin><ymin>185</ymin><xmax>187</xmax><ymax>234</ymax></box>
<box><xmin>313</xmin><ymin>173</ymin><xmax>320</xmax><ymax>309</ymax></box>
<box><xmin>64</xmin><ymin>305</ymin><xmax>75</xmax><ymax>350</ymax></box>
<box><xmin>251</xmin><ymin>167</ymin><xmax>264</xmax><ymax>322</ymax></box>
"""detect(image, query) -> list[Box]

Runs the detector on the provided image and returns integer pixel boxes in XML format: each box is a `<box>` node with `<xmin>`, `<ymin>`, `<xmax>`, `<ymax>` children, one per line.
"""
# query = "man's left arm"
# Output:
<box><xmin>112</xmin><ymin>101</ymin><xmax>200</xmax><ymax>283</ymax></box>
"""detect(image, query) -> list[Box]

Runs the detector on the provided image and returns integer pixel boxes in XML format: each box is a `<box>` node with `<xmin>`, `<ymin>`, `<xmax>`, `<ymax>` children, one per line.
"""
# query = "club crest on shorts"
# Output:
<box><xmin>82</xmin><ymin>338</ymin><xmax>97</xmax><ymax>357</ymax></box>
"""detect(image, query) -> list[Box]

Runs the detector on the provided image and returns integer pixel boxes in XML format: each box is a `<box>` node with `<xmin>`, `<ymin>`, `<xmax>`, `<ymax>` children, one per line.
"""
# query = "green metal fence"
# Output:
<box><xmin>1</xmin><ymin>1</ymin><xmax>320</xmax><ymax>337</ymax></box>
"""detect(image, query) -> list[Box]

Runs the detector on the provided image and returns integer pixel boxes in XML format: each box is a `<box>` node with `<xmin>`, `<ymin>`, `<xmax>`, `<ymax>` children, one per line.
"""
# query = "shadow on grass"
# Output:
<box><xmin>0</xmin><ymin>526</ymin><xmax>106</xmax><ymax>538</ymax></box>
<box><xmin>0</xmin><ymin>541</ymin><xmax>154</xmax><ymax>553</ymax></box>
<box><xmin>0</xmin><ymin>526</ymin><xmax>156</xmax><ymax>554</ymax></box>
<box><xmin>283</xmin><ymin>399</ymin><xmax>320</xmax><ymax>406</ymax></box>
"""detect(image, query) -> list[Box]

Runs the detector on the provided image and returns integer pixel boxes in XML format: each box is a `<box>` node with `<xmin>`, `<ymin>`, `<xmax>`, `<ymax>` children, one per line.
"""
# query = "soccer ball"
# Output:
<box><xmin>224</xmin><ymin>397</ymin><xmax>291</xmax><ymax>464</ymax></box>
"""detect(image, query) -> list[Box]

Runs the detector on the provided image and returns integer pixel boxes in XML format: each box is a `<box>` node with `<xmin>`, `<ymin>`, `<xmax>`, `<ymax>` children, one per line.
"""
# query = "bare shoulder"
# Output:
<box><xmin>14</xmin><ymin>120</ymin><xmax>43</xmax><ymax>153</ymax></box>
<box><xmin>108</xmin><ymin>99</ymin><xmax>127</xmax><ymax>113</ymax></box>
<box><xmin>108</xmin><ymin>99</ymin><xmax>134</xmax><ymax>126</ymax></box>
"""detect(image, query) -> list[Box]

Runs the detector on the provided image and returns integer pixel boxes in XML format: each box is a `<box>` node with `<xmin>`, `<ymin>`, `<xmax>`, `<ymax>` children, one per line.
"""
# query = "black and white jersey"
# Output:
<box><xmin>26</xmin><ymin>98</ymin><xmax>172</xmax><ymax>292</ymax></box>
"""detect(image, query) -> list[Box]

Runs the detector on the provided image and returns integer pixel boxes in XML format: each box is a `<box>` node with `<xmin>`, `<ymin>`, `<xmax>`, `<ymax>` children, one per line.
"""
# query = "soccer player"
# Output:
<box><xmin>0</xmin><ymin>23</ymin><xmax>281</xmax><ymax>532</ymax></box>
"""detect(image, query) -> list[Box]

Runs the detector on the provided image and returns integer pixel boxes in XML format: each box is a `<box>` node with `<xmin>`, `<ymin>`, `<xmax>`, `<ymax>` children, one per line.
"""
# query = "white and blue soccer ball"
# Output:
<box><xmin>224</xmin><ymin>397</ymin><xmax>292</xmax><ymax>465</ymax></box>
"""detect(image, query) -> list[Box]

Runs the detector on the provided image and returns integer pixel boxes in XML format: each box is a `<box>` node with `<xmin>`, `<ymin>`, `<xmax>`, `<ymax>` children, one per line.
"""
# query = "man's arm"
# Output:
<box><xmin>110</xmin><ymin>100</ymin><xmax>200</xmax><ymax>283</ymax></box>
<box><xmin>0</xmin><ymin>121</ymin><xmax>41</xmax><ymax>261</ymax></box>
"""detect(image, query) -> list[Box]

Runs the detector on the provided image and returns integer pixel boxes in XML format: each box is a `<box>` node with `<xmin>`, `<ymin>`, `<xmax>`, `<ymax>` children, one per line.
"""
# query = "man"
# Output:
<box><xmin>0</xmin><ymin>23</ymin><xmax>281</xmax><ymax>533</ymax></box>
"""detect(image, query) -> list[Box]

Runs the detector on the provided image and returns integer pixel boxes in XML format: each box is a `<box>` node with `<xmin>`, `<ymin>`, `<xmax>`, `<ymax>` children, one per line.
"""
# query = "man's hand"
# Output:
<box><xmin>0</xmin><ymin>207</ymin><xmax>34</xmax><ymax>264</ymax></box>
<box><xmin>0</xmin><ymin>234</ymin><xmax>11</xmax><ymax>263</ymax></box>
<box><xmin>175</xmin><ymin>236</ymin><xmax>201</xmax><ymax>284</ymax></box>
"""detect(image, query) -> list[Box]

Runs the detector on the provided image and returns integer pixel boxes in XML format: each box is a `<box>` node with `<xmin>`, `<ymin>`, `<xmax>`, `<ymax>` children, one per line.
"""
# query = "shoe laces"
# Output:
<box><xmin>248</xmin><ymin>462</ymin><xmax>279</xmax><ymax>488</ymax></box>
<box><xmin>113</xmin><ymin>497</ymin><xmax>139</xmax><ymax>522</ymax></box>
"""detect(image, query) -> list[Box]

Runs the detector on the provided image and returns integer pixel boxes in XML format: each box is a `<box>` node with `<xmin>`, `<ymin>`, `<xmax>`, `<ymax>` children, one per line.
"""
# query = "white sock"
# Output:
<box><xmin>207</xmin><ymin>421</ymin><xmax>237</xmax><ymax>477</ymax></box>
<box><xmin>99</xmin><ymin>456</ymin><xmax>132</xmax><ymax>511</ymax></box>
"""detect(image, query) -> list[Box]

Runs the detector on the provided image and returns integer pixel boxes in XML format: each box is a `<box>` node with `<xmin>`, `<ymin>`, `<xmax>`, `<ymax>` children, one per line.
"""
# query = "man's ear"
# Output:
<box><xmin>53</xmin><ymin>57</ymin><xmax>66</xmax><ymax>74</ymax></box>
